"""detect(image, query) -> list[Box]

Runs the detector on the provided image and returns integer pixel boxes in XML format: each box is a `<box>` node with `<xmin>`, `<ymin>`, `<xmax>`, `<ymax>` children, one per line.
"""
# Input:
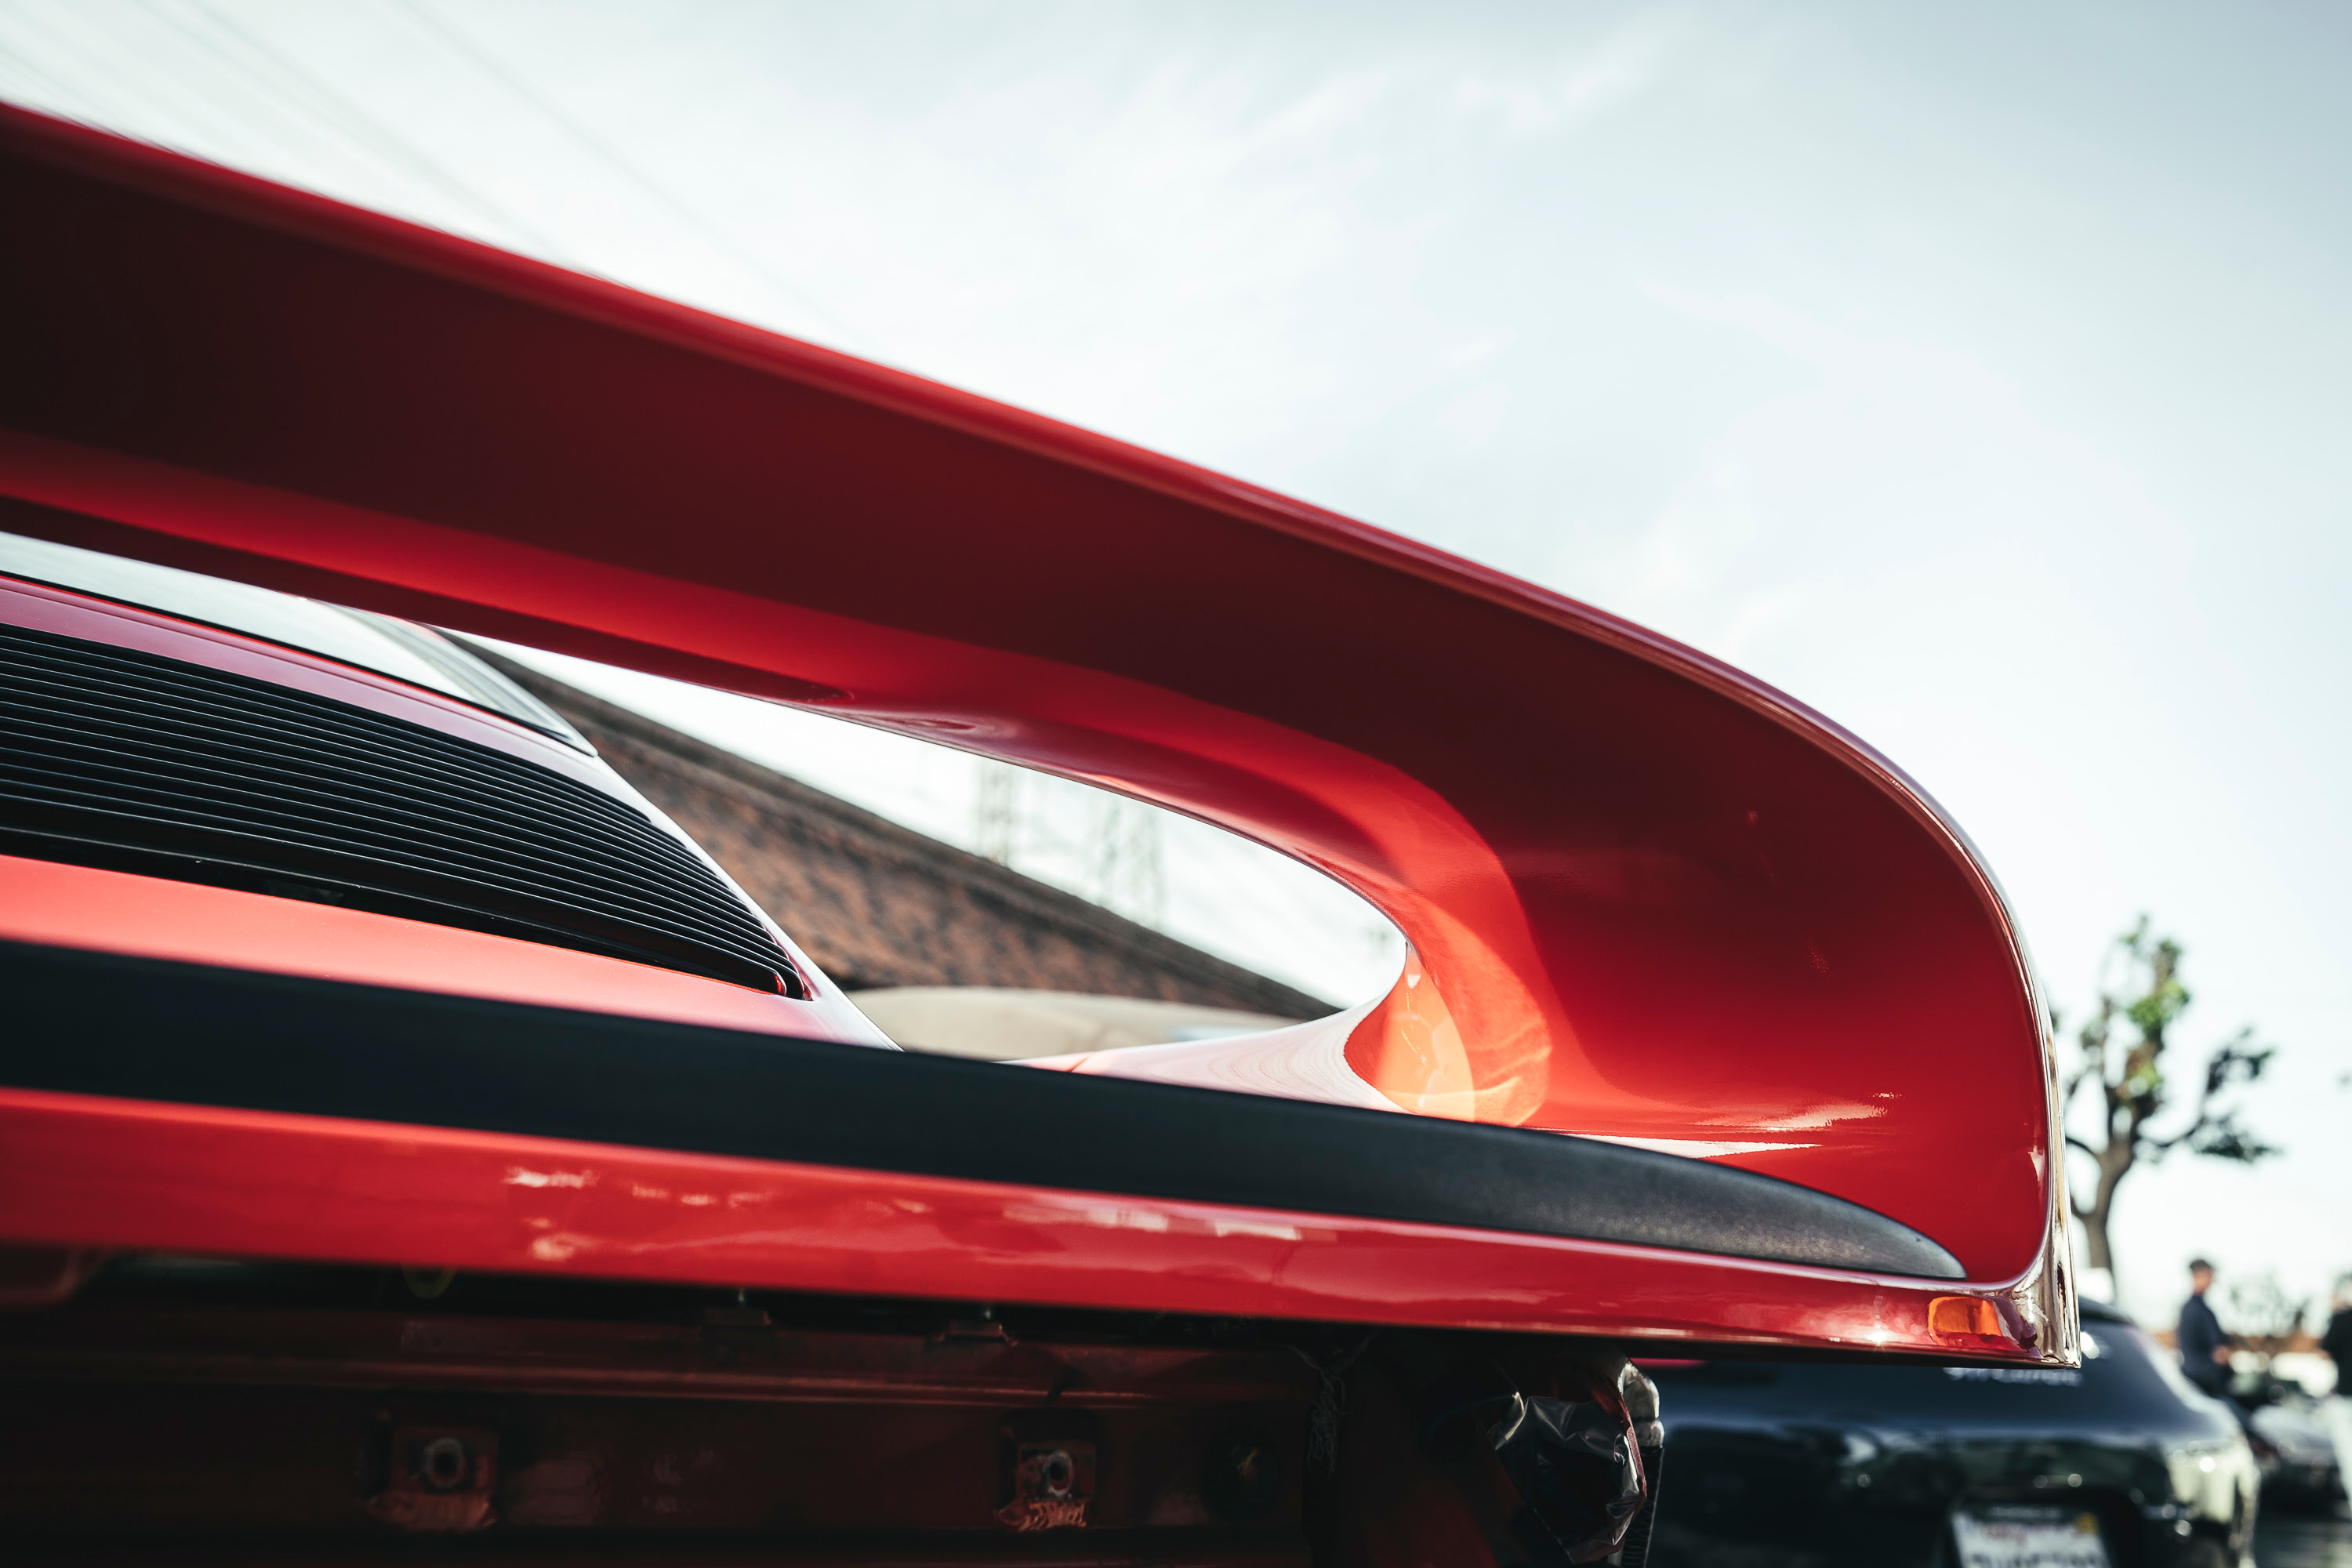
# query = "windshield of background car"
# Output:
<box><xmin>0</xmin><ymin>531</ymin><xmax>587</xmax><ymax>750</ymax></box>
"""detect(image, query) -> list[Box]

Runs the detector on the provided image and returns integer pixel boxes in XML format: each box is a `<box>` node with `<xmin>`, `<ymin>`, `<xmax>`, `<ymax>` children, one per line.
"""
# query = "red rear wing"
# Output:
<box><xmin>0</xmin><ymin>103</ymin><xmax>2072</xmax><ymax>1361</ymax></box>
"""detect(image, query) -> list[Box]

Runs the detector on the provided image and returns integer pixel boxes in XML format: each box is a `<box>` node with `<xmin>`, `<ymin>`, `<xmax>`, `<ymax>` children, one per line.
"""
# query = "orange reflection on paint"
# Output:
<box><xmin>1345</xmin><ymin>949</ymin><xmax>1477</xmax><ymax>1120</ymax></box>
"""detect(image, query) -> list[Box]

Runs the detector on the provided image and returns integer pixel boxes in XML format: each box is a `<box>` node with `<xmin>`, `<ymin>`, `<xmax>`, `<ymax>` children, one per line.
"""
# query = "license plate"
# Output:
<box><xmin>1951</xmin><ymin>1506</ymin><xmax>2110</xmax><ymax>1568</ymax></box>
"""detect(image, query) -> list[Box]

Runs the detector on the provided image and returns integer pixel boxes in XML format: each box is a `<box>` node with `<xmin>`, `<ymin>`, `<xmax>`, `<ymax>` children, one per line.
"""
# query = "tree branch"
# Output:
<box><xmin>2054</xmin><ymin>920</ymin><xmax>2281</xmax><ymax>1279</ymax></box>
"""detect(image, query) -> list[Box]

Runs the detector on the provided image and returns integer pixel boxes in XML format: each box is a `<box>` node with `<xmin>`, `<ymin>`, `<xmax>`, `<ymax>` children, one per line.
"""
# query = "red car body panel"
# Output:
<box><xmin>0</xmin><ymin>1084</ymin><xmax>2017</xmax><ymax>1354</ymax></box>
<box><xmin>0</xmin><ymin>855</ymin><xmax>844</xmax><ymax>1039</ymax></box>
<box><xmin>0</xmin><ymin>104</ymin><xmax>2071</xmax><ymax>1360</ymax></box>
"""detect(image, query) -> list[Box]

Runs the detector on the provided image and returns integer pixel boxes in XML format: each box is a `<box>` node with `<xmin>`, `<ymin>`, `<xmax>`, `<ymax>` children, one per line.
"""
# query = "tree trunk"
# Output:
<box><xmin>2076</xmin><ymin>1207</ymin><xmax>2112</xmax><ymax>1273</ymax></box>
<box><xmin>2074</xmin><ymin>1144</ymin><xmax>2131</xmax><ymax>1283</ymax></box>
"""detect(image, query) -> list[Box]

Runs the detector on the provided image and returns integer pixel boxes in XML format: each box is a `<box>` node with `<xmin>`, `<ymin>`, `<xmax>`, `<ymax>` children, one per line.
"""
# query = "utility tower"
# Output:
<box><xmin>1091</xmin><ymin>796</ymin><xmax>1167</xmax><ymax>927</ymax></box>
<box><xmin>975</xmin><ymin>759</ymin><xmax>1165</xmax><ymax>927</ymax></box>
<box><xmin>973</xmin><ymin>760</ymin><xmax>1019</xmax><ymax>864</ymax></box>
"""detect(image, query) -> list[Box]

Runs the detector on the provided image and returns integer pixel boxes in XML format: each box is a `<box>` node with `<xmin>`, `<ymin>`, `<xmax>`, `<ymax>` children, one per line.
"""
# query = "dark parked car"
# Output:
<box><xmin>1646</xmin><ymin>1298</ymin><xmax>2258</xmax><ymax>1567</ymax></box>
<box><xmin>2234</xmin><ymin>1375</ymin><xmax>2344</xmax><ymax>1512</ymax></box>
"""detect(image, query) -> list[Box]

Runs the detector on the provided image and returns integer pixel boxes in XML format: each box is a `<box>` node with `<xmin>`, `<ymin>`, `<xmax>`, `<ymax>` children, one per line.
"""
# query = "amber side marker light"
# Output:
<box><xmin>1927</xmin><ymin>1295</ymin><xmax>2020</xmax><ymax>1351</ymax></box>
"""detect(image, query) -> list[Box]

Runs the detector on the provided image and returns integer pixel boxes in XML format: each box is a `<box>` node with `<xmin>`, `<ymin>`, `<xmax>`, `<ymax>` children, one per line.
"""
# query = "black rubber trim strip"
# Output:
<box><xmin>0</xmin><ymin>942</ymin><xmax>1965</xmax><ymax>1279</ymax></box>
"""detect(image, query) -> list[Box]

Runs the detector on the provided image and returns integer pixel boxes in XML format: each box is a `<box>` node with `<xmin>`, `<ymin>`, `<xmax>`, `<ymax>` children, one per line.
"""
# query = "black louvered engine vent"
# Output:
<box><xmin>0</xmin><ymin>621</ymin><xmax>803</xmax><ymax>996</ymax></box>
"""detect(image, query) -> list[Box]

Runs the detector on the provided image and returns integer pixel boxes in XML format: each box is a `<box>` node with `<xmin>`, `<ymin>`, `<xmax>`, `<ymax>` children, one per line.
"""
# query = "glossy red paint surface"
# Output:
<box><xmin>0</xmin><ymin>1087</ymin><xmax>2049</xmax><ymax>1362</ymax></box>
<box><xmin>0</xmin><ymin>855</ymin><xmax>865</xmax><ymax>1040</ymax></box>
<box><xmin>0</xmin><ymin>105</ymin><xmax>2067</xmax><ymax>1339</ymax></box>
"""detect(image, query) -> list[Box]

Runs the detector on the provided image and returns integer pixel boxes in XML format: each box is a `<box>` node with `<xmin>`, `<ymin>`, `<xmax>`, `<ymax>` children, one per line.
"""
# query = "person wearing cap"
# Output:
<box><xmin>2177</xmin><ymin>1258</ymin><xmax>2231</xmax><ymax>1398</ymax></box>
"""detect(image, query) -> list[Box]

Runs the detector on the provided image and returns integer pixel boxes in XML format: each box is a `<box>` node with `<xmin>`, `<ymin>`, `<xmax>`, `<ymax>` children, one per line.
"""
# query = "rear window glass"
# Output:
<box><xmin>0</xmin><ymin>532</ymin><xmax>586</xmax><ymax>750</ymax></box>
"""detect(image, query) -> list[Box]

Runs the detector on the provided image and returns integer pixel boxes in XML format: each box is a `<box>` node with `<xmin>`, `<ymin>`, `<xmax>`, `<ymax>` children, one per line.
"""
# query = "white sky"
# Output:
<box><xmin>4</xmin><ymin>0</ymin><xmax>2344</xmax><ymax>1330</ymax></box>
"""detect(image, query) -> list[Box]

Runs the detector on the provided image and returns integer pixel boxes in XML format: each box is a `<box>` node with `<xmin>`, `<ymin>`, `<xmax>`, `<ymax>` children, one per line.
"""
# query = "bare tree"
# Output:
<box><xmin>2223</xmin><ymin>1272</ymin><xmax>2310</xmax><ymax>1371</ymax></box>
<box><xmin>2060</xmin><ymin>918</ymin><xmax>2278</xmax><ymax>1286</ymax></box>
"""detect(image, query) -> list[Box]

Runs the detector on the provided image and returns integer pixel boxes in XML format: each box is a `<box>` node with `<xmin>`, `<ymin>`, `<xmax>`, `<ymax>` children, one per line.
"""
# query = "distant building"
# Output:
<box><xmin>485</xmin><ymin>654</ymin><xmax>1331</xmax><ymax>1040</ymax></box>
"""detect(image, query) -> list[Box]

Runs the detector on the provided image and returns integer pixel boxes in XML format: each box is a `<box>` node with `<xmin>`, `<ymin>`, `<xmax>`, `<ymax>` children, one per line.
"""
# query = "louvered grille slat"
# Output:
<box><xmin>2</xmin><ymin>720</ymin><xmax>763</xmax><ymax>947</ymax></box>
<box><xmin>2</xmin><ymin>687</ymin><xmax>751</xmax><ymax>935</ymax></box>
<box><xmin>10</xmin><ymin>647</ymin><xmax>754</xmax><ymax>925</ymax></box>
<box><xmin>7</xmin><ymin>641</ymin><xmax>713</xmax><ymax>884</ymax></box>
<box><xmin>2</xmin><ymin>763</ymin><xmax>760</xmax><ymax>957</ymax></box>
<box><xmin>0</xmin><ymin>622</ymin><xmax>799</xmax><ymax>995</ymax></box>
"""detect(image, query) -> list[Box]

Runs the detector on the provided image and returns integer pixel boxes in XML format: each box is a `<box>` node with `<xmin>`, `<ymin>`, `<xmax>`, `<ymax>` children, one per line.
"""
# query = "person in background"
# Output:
<box><xmin>2321</xmin><ymin>1276</ymin><xmax>2352</xmax><ymax>1510</ymax></box>
<box><xmin>2177</xmin><ymin>1258</ymin><xmax>2231</xmax><ymax>1398</ymax></box>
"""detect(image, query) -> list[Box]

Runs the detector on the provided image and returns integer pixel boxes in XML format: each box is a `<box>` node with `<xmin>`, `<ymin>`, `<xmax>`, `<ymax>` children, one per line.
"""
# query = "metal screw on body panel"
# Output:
<box><xmin>419</xmin><ymin>1437</ymin><xmax>469</xmax><ymax>1492</ymax></box>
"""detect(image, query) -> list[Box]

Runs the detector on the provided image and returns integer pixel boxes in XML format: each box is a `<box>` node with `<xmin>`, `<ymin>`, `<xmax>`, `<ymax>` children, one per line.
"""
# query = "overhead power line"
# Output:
<box><xmin>390</xmin><ymin>0</ymin><xmax>864</xmax><ymax>347</ymax></box>
<box><xmin>176</xmin><ymin>0</ymin><xmax>581</xmax><ymax>262</ymax></box>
